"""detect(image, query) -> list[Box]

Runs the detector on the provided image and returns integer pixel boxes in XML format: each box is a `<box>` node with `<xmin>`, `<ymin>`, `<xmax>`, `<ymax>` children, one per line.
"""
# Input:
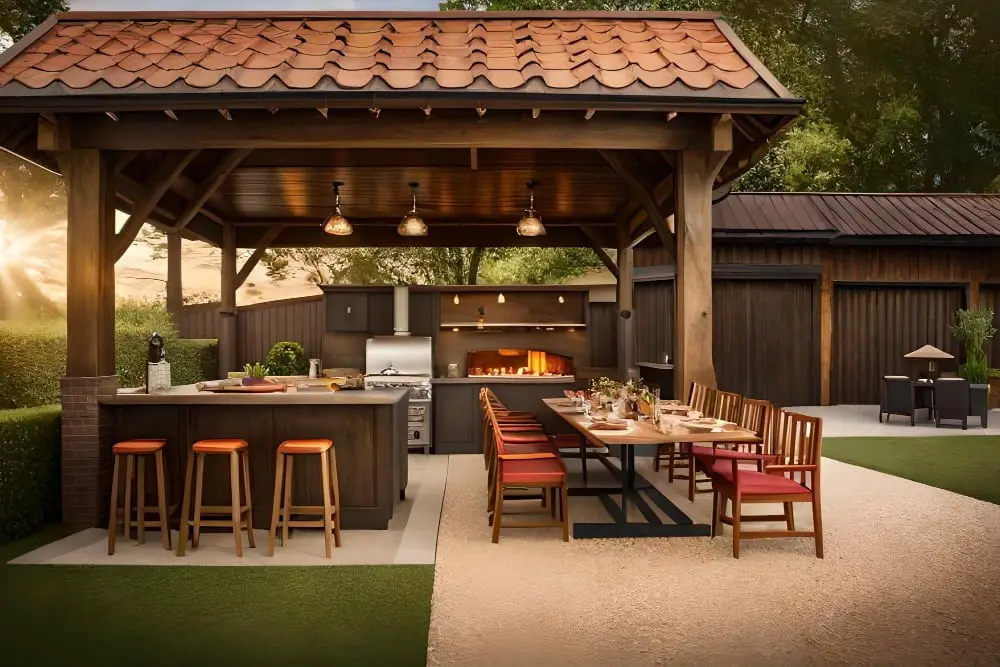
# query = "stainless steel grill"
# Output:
<box><xmin>364</xmin><ymin>335</ymin><xmax>433</xmax><ymax>454</ymax></box>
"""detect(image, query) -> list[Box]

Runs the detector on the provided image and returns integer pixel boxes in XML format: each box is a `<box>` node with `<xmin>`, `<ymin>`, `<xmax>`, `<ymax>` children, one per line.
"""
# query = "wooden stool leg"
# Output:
<box><xmin>687</xmin><ymin>454</ymin><xmax>696</xmax><ymax>502</ymax></box>
<box><xmin>241</xmin><ymin>450</ymin><xmax>256</xmax><ymax>549</ymax></box>
<box><xmin>123</xmin><ymin>455</ymin><xmax>134</xmax><ymax>542</ymax></box>
<box><xmin>137</xmin><ymin>456</ymin><xmax>146</xmax><ymax>545</ymax></box>
<box><xmin>282</xmin><ymin>455</ymin><xmax>294</xmax><ymax>546</ymax></box>
<box><xmin>107</xmin><ymin>454</ymin><xmax>121</xmax><ymax>556</ymax></box>
<box><xmin>154</xmin><ymin>449</ymin><xmax>171</xmax><ymax>550</ymax></box>
<box><xmin>192</xmin><ymin>453</ymin><xmax>205</xmax><ymax>548</ymax></box>
<box><xmin>176</xmin><ymin>448</ymin><xmax>195</xmax><ymax>557</ymax></box>
<box><xmin>319</xmin><ymin>450</ymin><xmax>334</xmax><ymax>559</ymax></box>
<box><xmin>329</xmin><ymin>448</ymin><xmax>342</xmax><ymax>548</ymax></box>
<box><xmin>229</xmin><ymin>451</ymin><xmax>244</xmax><ymax>557</ymax></box>
<box><xmin>268</xmin><ymin>451</ymin><xmax>285</xmax><ymax>557</ymax></box>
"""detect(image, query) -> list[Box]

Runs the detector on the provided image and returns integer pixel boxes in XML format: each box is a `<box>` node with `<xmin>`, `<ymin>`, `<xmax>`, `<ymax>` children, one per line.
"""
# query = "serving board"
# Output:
<box><xmin>200</xmin><ymin>384</ymin><xmax>288</xmax><ymax>394</ymax></box>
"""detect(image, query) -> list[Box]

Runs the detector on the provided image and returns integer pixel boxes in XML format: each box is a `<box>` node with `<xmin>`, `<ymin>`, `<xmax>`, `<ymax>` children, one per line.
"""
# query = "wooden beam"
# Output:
<box><xmin>616</xmin><ymin>224</ymin><xmax>635</xmax><ymax>380</ymax></box>
<box><xmin>579</xmin><ymin>225</ymin><xmax>618</xmax><ymax>279</ymax></box>
<box><xmin>172</xmin><ymin>149</ymin><xmax>251</xmax><ymax>231</ymax></box>
<box><xmin>114</xmin><ymin>150</ymin><xmax>198</xmax><ymax>260</ymax></box>
<box><xmin>470</xmin><ymin>147</ymin><xmax>478</xmax><ymax>171</ymax></box>
<box><xmin>219</xmin><ymin>222</ymin><xmax>238</xmax><ymax>376</ymax></box>
<box><xmin>71</xmin><ymin>111</ymin><xmax>702</xmax><ymax>151</ymax></box>
<box><xmin>819</xmin><ymin>255</ymin><xmax>833</xmax><ymax>405</ymax></box>
<box><xmin>968</xmin><ymin>280</ymin><xmax>981</xmax><ymax>310</ymax></box>
<box><xmin>599</xmin><ymin>149</ymin><xmax>675</xmax><ymax>249</ymax></box>
<box><xmin>59</xmin><ymin>149</ymin><xmax>116</xmax><ymax>377</ymax></box>
<box><xmin>629</xmin><ymin>225</ymin><xmax>656</xmax><ymax>249</ymax></box>
<box><xmin>166</xmin><ymin>230</ymin><xmax>183</xmax><ymax>316</ymax></box>
<box><xmin>115</xmin><ymin>174</ymin><xmax>222</xmax><ymax>246</ymax></box>
<box><xmin>236</xmin><ymin>224</ymin><xmax>285</xmax><ymax>288</ymax></box>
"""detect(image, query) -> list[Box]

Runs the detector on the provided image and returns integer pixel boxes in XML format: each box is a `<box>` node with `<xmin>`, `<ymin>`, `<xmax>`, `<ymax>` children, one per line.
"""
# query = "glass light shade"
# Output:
<box><xmin>398</xmin><ymin>211</ymin><xmax>428</xmax><ymax>237</ymax></box>
<box><xmin>516</xmin><ymin>212</ymin><xmax>546</xmax><ymax>237</ymax></box>
<box><xmin>453</xmin><ymin>294</ymin><xmax>460</xmax><ymax>305</ymax></box>
<box><xmin>322</xmin><ymin>212</ymin><xmax>353</xmax><ymax>236</ymax></box>
<box><xmin>558</xmin><ymin>295</ymin><xmax>565</xmax><ymax>304</ymax></box>
<box><xmin>497</xmin><ymin>293</ymin><xmax>506</xmax><ymax>304</ymax></box>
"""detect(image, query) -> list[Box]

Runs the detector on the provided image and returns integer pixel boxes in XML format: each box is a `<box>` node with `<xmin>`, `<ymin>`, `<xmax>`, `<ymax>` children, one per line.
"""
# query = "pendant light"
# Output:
<box><xmin>516</xmin><ymin>179</ymin><xmax>546</xmax><ymax>237</ymax></box>
<box><xmin>398</xmin><ymin>182</ymin><xmax>428</xmax><ymax>237</ymax></box>
<box><xmin>497</xmin><ymin>293</ymin><xmax>506</xmax><ymax>304</ymax></box>
<box><xmin>322</xmin><ymin>181</ymin><xmax>352</xmax><ymax>236</ymax></box>
<box><xmin>453</xmin><ymin>294</ymin><xmax>460</xmax><ymax>305</ymax></box>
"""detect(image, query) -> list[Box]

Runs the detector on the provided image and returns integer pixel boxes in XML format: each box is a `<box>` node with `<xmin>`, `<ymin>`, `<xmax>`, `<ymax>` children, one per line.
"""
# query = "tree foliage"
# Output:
<box><xmin>0</xmin><ymin>0</ymin><xmax>64</xmax><ymax>42</ymax></box>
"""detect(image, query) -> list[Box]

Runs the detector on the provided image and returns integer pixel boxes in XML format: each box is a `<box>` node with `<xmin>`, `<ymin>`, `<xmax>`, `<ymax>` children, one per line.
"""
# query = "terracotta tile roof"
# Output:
<box><xmin>0</xmin><ymin>13</ymin><xmax>780</xmax><ymax>97</ymax></box>
<box><xmin>714</xmin><ymin>193</ymin><xmax>1000</xmax><ymax>238</ymax></box>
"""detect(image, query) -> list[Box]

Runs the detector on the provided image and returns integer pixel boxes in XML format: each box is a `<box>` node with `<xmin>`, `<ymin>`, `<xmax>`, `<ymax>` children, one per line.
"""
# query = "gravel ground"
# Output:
<box><xmin>428</xmin><ymin>454</ymin><xmax>1000</xmax><ymax>667</ymax></box>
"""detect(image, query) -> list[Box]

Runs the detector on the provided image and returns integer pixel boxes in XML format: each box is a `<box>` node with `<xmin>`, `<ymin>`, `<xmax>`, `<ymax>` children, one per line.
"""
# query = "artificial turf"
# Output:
<box><xmin>0</xmin><ymin>526</ymin><xmax>434</xmax><ymax>667</ymax></box>
<box><xmin>823</xmin><ymin>436</ymin><xmax>1000</xmax><ymax>505</ymax></box>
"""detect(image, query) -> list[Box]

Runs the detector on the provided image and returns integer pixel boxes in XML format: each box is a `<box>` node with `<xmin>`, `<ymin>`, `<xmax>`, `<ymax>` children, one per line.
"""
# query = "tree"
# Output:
<box><xmin>0</xmin><ymin>0</ymin><xmax>65</xmax><ymax>43</ymax></box>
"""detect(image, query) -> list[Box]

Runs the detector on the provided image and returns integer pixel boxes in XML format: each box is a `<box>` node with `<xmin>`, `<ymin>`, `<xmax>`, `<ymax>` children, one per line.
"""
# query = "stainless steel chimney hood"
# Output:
<box><xmin>393</xmin><ymin>285</ymin><xmax>410</xmax><ymax>336</ymax></box>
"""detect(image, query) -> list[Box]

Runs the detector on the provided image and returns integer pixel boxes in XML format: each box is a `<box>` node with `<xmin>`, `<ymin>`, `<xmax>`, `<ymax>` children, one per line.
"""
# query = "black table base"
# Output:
<box><xmin>567</xmin><ymin>438</ymin><xmax>711</xmax><ymax>540</ymax></box>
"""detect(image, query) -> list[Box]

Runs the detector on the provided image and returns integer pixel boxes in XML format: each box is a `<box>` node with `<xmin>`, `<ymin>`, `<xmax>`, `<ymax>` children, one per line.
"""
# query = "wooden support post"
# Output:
<box><xmin>819</xmin><ymin>256</ymin><xmax>833</xmax><ymax>405</ymax></box>
<box><xmin>617</xmin><ymin>225</ymin><xmax>635</xmax><ymax>381</ymax></box>
<box><xmin>968</xmin><ymin>280</ymin><xmax>981</xmax><ymax>310</ymax></box>
<box><xmin>166</xmin><ymin>230</ymin><xmax>183</xmax><ymax>317</ymax></box>
<box><xmin>674</xmin><ymin>133</ymin><xmax>730</xmax><ymax>399</ymax></box>
<box><xmin>580</xmin><ymin>225</ymin><xmax>619</xmax><ymax>280</ymax></box>
<box><xmin>219</xmin><ymin>222</ymin><xmax>238</xmax><ymax>377</ymax></box>
<box><xmin>60</xmin><ymin>149</ymin><xmax>116</xmax><ymax>377</ymax></box>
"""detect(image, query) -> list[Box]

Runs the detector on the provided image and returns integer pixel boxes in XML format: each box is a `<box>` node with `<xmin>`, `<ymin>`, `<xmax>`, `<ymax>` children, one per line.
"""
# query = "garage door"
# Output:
<box><xmin>714</xmin><ymin>279</ymin><xmax>819</xmax><ymax>407</ymax></box>
<box><xmin>634</xmin><ymin>280</ymin><xmax>674</xmax><ymax>364</ymax></box>
<box><xmin>832</xmin><ymin>285</ymin><xmax>966</xmax><ymax>404</ymax></box>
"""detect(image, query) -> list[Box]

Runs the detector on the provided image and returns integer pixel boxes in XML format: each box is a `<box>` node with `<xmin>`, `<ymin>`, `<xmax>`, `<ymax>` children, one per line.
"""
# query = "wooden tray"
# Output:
<box><xmin>200</xmin><ymin>384</ymin><xmax>288</xmax><ymax>394</ymax></box>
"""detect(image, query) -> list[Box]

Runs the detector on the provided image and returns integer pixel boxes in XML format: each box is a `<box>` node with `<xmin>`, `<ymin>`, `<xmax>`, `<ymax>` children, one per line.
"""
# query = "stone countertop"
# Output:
<box><xmin>431</xmin><ymin>376</ymin><xmax>577</xmax><ymax>385</ymax></box>
<box><xmin>636</xmin><ymin>362</ymin><xmax>675</xmax><ymax>370</ymax></box>
<box><xmin>102</xmin><ymin>385</ymin><xmax>409</xmax><ymax>406</ymax></box>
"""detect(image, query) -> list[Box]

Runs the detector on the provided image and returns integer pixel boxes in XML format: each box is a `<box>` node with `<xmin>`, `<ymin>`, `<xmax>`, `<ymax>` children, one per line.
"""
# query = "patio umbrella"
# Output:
<box><xmin>903</xmin><ymin>344</ymin><xmax>955</xmax><ymax>377</ymax></box>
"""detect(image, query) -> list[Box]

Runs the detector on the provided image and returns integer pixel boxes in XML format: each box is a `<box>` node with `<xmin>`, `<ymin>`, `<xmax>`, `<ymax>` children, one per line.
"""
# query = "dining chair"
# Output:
<box><xmin>933</xmin><ymin>378</ymin><xmax>969</xmax><ymax>429</ymax></box>
<box><xmin>654</xmin><ymin>382</ymin><xmax>716</xmax><ymax>479</ymax></box>
<box><xmin>880</xmin><ymin>376</ymin><xmax>917</xmax><ymax>425</ymax></box>
<box><xmin>709</xmin><ymin>410</ymin><xmax>824</xmax><ymax>559</ymax></box>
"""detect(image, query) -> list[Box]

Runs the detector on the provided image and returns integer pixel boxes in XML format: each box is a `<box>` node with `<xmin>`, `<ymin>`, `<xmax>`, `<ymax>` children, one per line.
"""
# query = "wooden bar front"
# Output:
<box><xmin>100</xmin><ymin>387</ymin><xmax>409</xmax><ymax>530</ymax></box>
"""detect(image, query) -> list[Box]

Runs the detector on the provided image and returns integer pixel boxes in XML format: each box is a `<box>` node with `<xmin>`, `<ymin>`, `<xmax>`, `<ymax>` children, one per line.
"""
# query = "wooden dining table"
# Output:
<box><xmin>543</xmin><ymin>398</ymin><xmax>761</xmax><ymax>539</ymax></box>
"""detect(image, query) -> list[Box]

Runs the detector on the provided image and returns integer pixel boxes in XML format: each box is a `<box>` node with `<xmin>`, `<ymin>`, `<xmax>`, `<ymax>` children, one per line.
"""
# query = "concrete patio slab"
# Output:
<box><xmin>788</xmin><ymin>404</ymin><xmax>1000</xmax><ymax>437</ymax></box>
<box><xmin>10</xmin><ymin>454</ymin><xmax>448</xmax><ymax>567</ymax></box>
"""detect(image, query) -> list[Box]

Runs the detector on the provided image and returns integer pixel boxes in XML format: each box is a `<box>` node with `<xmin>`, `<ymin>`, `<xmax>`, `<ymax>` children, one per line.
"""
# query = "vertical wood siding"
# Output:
<box><xmin>176</xmin><ymin>302</ymin><xmax>219</xmax><ymax>339</ymax></box>
<box><xmin>237</xmin><ymin>297</ymin><xmax>324</xmax><ymax>366</ymax></box>
<box><xmin>832</xmin><ymin>285</ymin><xmax>966</xmax><ymax>404</ymax></box>
<box><xmin>713</xmin><ymin>280</ymin><xmax>818</xmax><ymax>407</ymax></box>
<box><xmin>587</xmin><ymin>302</ymin><xmax>618</xmax><ymax>369</ymax></box>
<box><xmin>980</xmin><ymin>284</ymin><xmax>1000</xmax><ymax>369</ymax></box>
<box><xmin>634</xmin><ymin>280</ymin><xmax>674</xmax><ymax>364</ymax></box>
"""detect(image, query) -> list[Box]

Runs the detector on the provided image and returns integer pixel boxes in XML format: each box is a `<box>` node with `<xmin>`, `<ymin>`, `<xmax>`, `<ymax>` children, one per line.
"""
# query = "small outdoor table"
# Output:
<box><xmin>543</xmin><ymin>398</ymin><xmax>760</xmax><ymax>539</ymax></box>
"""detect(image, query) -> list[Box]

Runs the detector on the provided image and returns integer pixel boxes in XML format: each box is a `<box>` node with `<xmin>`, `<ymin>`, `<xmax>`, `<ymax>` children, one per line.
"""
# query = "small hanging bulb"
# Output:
<box><xmin>558</xmin><ymin>295</ymin><xmax>565</xmax><ymax>304</ymax></box>
<box><xmin>497</xmin><ymin>293</ymin><xmax>506</xmax><ymax>304</ymax></box>
<box><xmin>453</xmin><ymin>294</ymin><xmax>460</xmax><ymax>305</ymax></box>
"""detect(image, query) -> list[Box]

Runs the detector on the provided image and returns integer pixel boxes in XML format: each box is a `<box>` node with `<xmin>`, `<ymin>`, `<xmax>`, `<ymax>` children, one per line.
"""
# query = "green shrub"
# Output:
<box><xmin>0</xmin><ymin>301</ymin><xmax>218</xmax><ymax>407</ymax></box>
<box><xmin>265</xmin><ymin>341</ymin><xmax>308</xmax><ymax>376</ymax></box>
<box><xmin>0</xmin><ymin>405</ymin><xmax>61</xmax><ymax>543</ymax></box>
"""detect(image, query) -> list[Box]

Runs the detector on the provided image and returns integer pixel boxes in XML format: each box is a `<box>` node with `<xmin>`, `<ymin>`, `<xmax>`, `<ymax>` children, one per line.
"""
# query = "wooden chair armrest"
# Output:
<box><xmin>499</xmin><ymin>452</ymin><xmax>558</xmax><ymax>461</ymax></box>
<box><xmin>764</xmin><ymin>464</ymin><xmax>817</xmax><ymax>472</ymax></box>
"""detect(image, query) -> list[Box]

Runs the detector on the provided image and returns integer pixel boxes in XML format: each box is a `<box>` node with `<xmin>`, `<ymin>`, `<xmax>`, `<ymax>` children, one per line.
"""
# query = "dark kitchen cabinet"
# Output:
<box><xmin>326</xmin><ymin>292</ymin><xmax>368</xmax><ymax>332</ymax></box>
<box><xmin>409</xmin><ymin>292</ymin><xmax>439</xmax><ymax>338</ymax></box>
<box><xmin>368</xmin><ymin>292</ymin><xmax>395</xmax><ymax>336</ymax></box>
<box><xmin>433</xmin><ymin>384</ymin><xmax>477</xmax><ymax>454</ymax></box>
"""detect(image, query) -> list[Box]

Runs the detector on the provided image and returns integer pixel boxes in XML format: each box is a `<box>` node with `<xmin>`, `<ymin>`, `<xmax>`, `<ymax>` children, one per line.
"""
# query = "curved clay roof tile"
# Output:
<box><xmin>596</xmin><ymin>65</ymin><xmax>637</xmax><ymax>88</ymax></box>
<box><xmin>90</xmin><ymin>21</ymin><xmax>132</xmax><ymax>36</ymax></box>
<box><xmin>715</xmin><ymin>67</ymin><xmax>758</xmax><ymax>88</ymax></box>
<box><xmin>56</xmin><ymin>65</ymin><xmax>104</xmax><ymax>88</ymax></box>
<box><xmin>484</xmin><ymin>68</ymin><xmax>525</xmax><ymax>89</ymax></box>
<box><xmin>37</xmin><ymin>53</ymin><xmax>88</xmax><ymax>72</ymax></box>
<box><xmin>435</xmin><ymin>20</ymin><xmax>472</xmax><ymax>33</ymax></box>
<box><xmin>277</xmin><ymin>66</ymin><xmax>325</xmax><ymax>88</ymax></box>
<box><xmin>117</xmin><ymin>53</ymin><xmax>156</xmax><ymax>73</ymax></box>
<box><xmin>673</xmin><ymin>65</ymin><xmax>714</xmax><ymax>89</ymax></box>
<box><xmin>304</xmin><ymin>20</ymin><xmax>341</xmax><ymax>32</ymax></box>
<box><xmin>294</xmin><ymin>41</ymin><xmax>334</xmax><ymax>56</ymax></box>
<box><xmin>635</xmin><ymin>66</ymin><xmax>677</xmax><ymax>88</ymax></box>
<box><xmin>134</xmin><ymin>40</ymin><xmax>172</xmax><ymax>55</ymax></box>
<box><xmin>16</xmin><ymin>67</ymin><xmax>63</xmax><ymax>88</ymax></box>
<box><xmin>347</xmin><ymin>20</ymin><xmax>388</xmax><ymax>33</ymax></box>
<box><xmin>333</xmin><ymin>67</ymin><xmax>374</xmax><ymax>88</ymax></box>
<box><xmin>77</xmin><ymin>53</ymin><xmax>119</xmax><ymax>71</ymax></box>
<box><xmin>229</xmin><ymin>66</ymin><xmax>275</xmax><ymax>88</ymax></box>
<box><xmin>100</xmin><ymin>67</ymin><xmax>139</xmax><ymax>88</ymax></box>
<box><xmin>666</xmin><ymin>50</ymin><xmax>708</xmax><ymax>72</ymax></box>
<box><xmin>698</xmin><ymin>49</ymin><xmax>749</xmax><ymax>73</ymax></box>
<box><xmin>184</xmin><ymin>66</ymin><xmax>226</xmax><ymax>87</ymax></box>
<box><xmin>435</xmin><ymin>68</ymin><xmax>475</xmax><ymax>88</ymax></box>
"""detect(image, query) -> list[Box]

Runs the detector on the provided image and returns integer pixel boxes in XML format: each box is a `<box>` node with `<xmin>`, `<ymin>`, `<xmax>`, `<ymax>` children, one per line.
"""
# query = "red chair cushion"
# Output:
<box><xmin>499</xmin><ymin>431</ymin><xmax>551</xmax><ymax>444</ymax></box>
<box><xmin>502</xmin><ymin>458</ymin><xmax>566</xmax><ymax>484</ymax></box>
<box><xmin>500</xmin><ymin>442</ymin><xmax>558</xmax><ymax>457</ymax></box>
<box><xmin>711</xmin><ymin>462</ymin><xmax>809</xmax><ymax>495</ymax></box>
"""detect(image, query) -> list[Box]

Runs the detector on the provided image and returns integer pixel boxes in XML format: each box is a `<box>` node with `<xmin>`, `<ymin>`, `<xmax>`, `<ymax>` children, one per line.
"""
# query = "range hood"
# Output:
<box><xmin>393</xmin><ymin>285</ymin><xmax>409</xmax><ymax>336</ymax></box>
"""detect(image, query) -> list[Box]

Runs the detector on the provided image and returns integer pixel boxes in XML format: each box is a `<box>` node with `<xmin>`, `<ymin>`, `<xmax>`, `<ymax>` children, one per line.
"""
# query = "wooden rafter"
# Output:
<box><xmin>172</xmin><ymin>148</ymin><xmax>251</xmax><ymax>231</ymax></box>
<box><xmin>236</xmin><ymin>224</ymin><xmax>285</xmax><ymax>288</ymax></box>
<box><xmin>579</xmin><ymin>225</ymin><xmax>618</xmax><ymax>279</ymax></box>
<box><xmin>599</xmin><ymin>149</ymin><xmax>675</xmax><ymax>250</ymax></box>
<box><xmin>114</xmin><ymin>150</ymin><xmax>199</xmax><ymax>260</ymax></box>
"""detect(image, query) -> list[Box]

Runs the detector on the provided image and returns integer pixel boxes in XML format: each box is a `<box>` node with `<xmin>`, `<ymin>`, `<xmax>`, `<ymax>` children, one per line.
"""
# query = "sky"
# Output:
<box><xmin>70</xmin><ymin>1</ymin><xmax>441</xmax><ymax>9</ymax></box>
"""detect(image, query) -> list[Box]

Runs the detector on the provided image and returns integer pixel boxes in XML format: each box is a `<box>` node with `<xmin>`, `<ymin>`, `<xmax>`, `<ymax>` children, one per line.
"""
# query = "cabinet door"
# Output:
<box><xmin>409</xmin><ymin>292</ymin><xmax>439</xmax><ymax>338</ymax></box>
<box><xmin>368</xmin><ymin>293</ymin><xmax>395</xmax><ymax>336</ymax></box>
<box><xmin>326</xmin><ymin>293</ymin><xmax>368</xmax><ymax>332</ymax></box>
<box><xmin>433</xmin><ymin>384</ymin><xmax>478</xmax><ymax>454</ymax></box>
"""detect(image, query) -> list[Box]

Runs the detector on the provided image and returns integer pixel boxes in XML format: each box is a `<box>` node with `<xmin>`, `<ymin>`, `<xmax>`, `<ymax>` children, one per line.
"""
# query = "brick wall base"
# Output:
<box><xmin>60</xmin><ymin>375</ymin><xmax>119</xmax><ymax>526</ymax></box>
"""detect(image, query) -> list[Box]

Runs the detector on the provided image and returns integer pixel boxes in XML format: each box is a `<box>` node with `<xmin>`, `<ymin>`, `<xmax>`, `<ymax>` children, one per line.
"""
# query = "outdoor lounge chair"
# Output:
<box><xmin>933</xmin><ymin>378</ymin><xmax>969</xmax><ymax>429</ymax></box>
<box><xmin>880</xmin><ymin>376</ymin><xmax>917</xmax><ymax>425</ymax></box>
<box><xmin>709</xmin><ymin>410</ymin><xmax>824</xmax><ymax>559</ymax></box>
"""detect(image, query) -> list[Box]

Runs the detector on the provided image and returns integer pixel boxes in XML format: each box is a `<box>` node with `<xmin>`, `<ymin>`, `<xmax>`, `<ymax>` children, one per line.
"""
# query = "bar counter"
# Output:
<box><xmin>100</xmin><ymin>385</ymin><xmax>409</xmax><ymax>530</ymax></box>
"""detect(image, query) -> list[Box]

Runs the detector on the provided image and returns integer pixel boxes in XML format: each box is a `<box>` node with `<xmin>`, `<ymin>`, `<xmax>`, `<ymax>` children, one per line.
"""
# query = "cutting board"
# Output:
<box><xmin>200</xmin><ymin>384</ymin><xmax>288</xmax><ymax>394</ymax></box>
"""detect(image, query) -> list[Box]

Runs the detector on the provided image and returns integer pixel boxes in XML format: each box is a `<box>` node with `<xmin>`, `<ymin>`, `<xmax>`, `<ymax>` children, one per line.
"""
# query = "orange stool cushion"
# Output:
<box><xmin>192</xmin><ymin>438</ymin><xmax>248</xmax><ymax>453</ymax></box>
<box><xmin>501</xmin><ymin>458</ymin><xmax>567</xmax><ymax>485</ymax></box>
<box><xmin>112</xmin><ymin>439</ymin><xmax>167</xmax><ymax>454</ymax></box>
<box><xmin>278</xmin><ymin>439</ymin><xmax>333</xmax><ymax>454</ymax></box>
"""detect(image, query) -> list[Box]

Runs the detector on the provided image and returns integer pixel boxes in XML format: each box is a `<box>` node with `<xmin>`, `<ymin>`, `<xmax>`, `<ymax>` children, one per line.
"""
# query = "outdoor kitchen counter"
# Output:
<box><xmin>431</xmin><ymin>376</ymin><xmax>576</xmax><ymax>385</ymax></box>
<box><xmin>100</xmin><ymin>386</ymin><xmax>409</xmax><ymax>530</ymax></box>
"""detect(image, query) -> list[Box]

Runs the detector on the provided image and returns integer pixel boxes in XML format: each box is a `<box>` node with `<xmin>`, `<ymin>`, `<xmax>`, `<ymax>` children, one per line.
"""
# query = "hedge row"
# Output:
<box><xmin>0</xmin><ymin>301</ymin><xmax>218</xmax><ymax>409</ymax></box>
<box><xmin>0</xmin><ymin>405</ymin><xmax>61</xmax><ymax>544</ymax></box>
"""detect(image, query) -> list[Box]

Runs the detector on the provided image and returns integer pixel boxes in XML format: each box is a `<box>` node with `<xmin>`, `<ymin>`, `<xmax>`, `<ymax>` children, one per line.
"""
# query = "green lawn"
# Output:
<box><xmin>823</xmin><ymin>436</ymin><xmax>1000</xmax><ymax>505</ymax></box>
<box><xmin>0</xmin><ymin>526</ymin><xmax>433</xmax><ymax>667</ymax></box>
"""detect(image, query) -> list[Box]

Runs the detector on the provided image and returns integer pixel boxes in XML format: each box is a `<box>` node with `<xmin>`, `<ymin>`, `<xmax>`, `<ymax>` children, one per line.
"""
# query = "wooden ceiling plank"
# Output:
<box><xmin>114</xmin><ymin>150</ymin><xmax>199</xmax><ymax>261</ymax></box>
<box><xmin>173</xmin><ymin>148</ymin><xmax>252</xmax><ymax>231</ymax></box>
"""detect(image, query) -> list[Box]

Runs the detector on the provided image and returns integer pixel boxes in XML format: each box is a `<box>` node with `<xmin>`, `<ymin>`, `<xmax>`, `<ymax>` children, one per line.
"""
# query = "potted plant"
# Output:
<box><xmin>951</xmin><ymin>308</ymin><xmax>996</xmax><ymax>424</ymax></box>
<box><xmin>242</xmin><ymin>362</ymin><xmax>271</xmax><ymax>386</ymax></box>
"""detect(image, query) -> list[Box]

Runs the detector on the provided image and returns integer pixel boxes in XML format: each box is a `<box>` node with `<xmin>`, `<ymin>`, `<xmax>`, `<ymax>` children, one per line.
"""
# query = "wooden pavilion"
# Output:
<box><xmin>0</xmin><ymin>10</ymin><xmax>800</xmax><ymax>524</ymax></box>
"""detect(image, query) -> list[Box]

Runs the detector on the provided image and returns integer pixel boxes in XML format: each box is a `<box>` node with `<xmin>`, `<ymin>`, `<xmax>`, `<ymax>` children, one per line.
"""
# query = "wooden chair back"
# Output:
<box><xmin>713</xmin><ymin>390</ymin><xmax>743</xmax><ymax>422</ymax></box>
<box><xmin>773</xmin><ymin>410</ymin><xmax>823</xmax><ymax>486</ymax></box>
<box><xmin>738</xmin><ymin>398</ymin><xmax>772</xmax><ymax>439</ymax></box>
<box><xmin>688</xmin><ymin>382</ymin><xmax>715</xmax><ymax>414</ymax></box>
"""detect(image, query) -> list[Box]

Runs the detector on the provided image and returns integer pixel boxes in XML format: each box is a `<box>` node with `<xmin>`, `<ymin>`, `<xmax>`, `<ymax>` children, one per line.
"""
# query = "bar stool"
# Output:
<box><xmin>176</xmin><ymin>439</ymin><xmax>255</xmax><ymax>557</ymax></box>
<box><xmin>268</xmin><ymin>439</ymin><xmax>342</xmax><ymax>559</ymax></box>
<box><xmin>108</xmin><ymin>439</ymin><xmax>171</xmax><ymax>555</ymax></box>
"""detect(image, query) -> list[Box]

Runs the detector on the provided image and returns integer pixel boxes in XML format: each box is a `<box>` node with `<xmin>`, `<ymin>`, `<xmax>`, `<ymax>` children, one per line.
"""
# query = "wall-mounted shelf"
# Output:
<box><xmin>440</xmin><ymin>322</ymin><xmax>586</xmax><ymax>329</ymax></box>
